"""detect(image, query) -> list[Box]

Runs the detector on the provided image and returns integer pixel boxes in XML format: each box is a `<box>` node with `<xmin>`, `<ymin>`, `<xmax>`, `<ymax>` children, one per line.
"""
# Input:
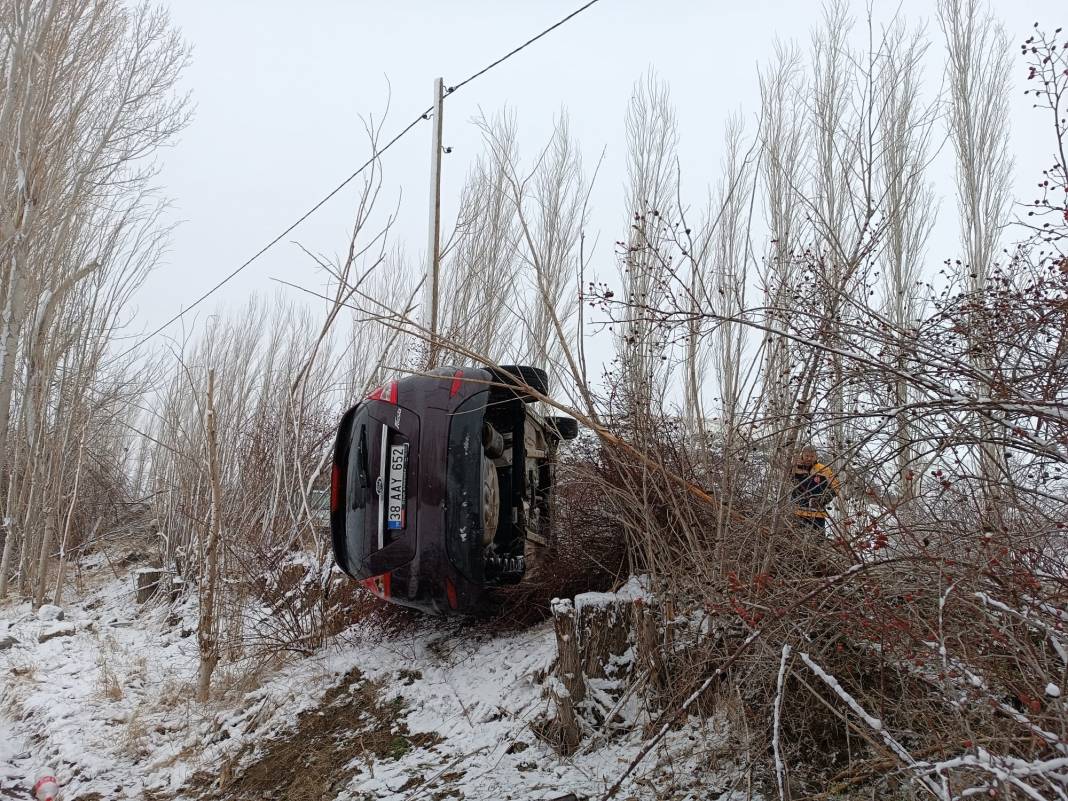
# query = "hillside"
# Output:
<box><xmin>0</xmin><ymin>554</ymin><xmax>745</xmax><ymax>801</ymax></box>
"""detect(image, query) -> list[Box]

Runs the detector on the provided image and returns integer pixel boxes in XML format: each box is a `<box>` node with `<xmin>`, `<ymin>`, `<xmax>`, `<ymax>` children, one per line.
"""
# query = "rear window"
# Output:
<box><xmin>347</xmin><ymin>408</ymin><xmax>373</xmax><ymax>535</ymax></box>
<box><xmin>330</xmin><ymin>405</ymin><xmax>370</xmax><ymax>577</ymax></box>
<box><xmin>332</xmin><ymin>402</ymin><xmax>417</xmax><ymax>580</ymax></box>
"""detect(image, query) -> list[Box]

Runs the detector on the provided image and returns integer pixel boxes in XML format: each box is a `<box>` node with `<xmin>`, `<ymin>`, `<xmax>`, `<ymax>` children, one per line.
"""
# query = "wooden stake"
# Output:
<box><xmin>197</xmin><ymin>369</ymin><xmax>223</xmax><ymax>702</ymax></box>
<box><xmin>552</xmin><ymin>598</ymin><xmax>583</xmax><ymax>753</ymax></box>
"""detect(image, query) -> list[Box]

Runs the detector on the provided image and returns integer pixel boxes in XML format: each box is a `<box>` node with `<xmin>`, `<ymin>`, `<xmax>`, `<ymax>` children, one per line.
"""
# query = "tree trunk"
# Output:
<box><xmin>16</xmin><ymin>464</ymin><xmax>39</xmax><ymax>596</ymax></box>
<box><xmin>134</xmin><ymin>568</ymin><xmax>165</xmax><ymax>604</ymax></box>
<box><xmin>32</xmin><ymin>510</ymin><xmax>54</xmax><ymax>609</ymax></box>
<box><xmin>633</xmin><ymin>597</ymin><xmax>668</xmax><ymax>708</ymax></box>
<box><xmin>0</xmin><ymin>478</ymin><xmax>17</xmax><ymax>598</ymax></box>
<box><xmin>52</xmin><ymin>432</ymin><xmax>84</xmax><ymax>606</ymax></box>
<box><xmin>576</xmin><ymin>593</ymin><xmax>631</xmax><ymax>680</ymax></box>
<box><xmin>0</xmin><ymin>269</ymin><xmax>24</xmax><ymax>483</ymax></box>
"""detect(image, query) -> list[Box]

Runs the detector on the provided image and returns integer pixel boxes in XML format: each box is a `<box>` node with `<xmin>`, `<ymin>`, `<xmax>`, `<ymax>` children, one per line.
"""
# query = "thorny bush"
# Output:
<box><xmin>579</xmin><ymin>23</ymin><xmax>1068</xmax><ymax>801</ymax></box>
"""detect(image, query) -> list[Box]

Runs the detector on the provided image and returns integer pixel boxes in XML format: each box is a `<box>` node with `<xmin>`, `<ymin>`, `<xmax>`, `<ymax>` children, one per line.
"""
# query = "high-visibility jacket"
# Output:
<box><xmin>792</xmin><ymin>462</ymin><xmax>840</xmax><ymax>519</ymax></box>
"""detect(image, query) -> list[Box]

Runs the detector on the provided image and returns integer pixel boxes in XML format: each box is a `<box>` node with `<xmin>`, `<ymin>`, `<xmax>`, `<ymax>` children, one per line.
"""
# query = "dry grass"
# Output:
<box><xmin>183</xmin><ymin>667</ymin><xmax>442</xmax><ymax>801</ymax></box>
<box><xmin>155</xmin><ymin>676</ymin><xmax>193</xmax><ymax>710</ymax></box>
<box><xmin>4</xmin><ymin>650</ymin><xmax>38</xmax><ymax>682</ymax></box>
<box><xmin>208</xmin><ymin>653</ymin><xmax>286</xmax><ymax>704</ymax></box>
<box><xmin>120</xmin><ymin>704</ymin><xmax>150</xmax><ymax>760</ymax></box>
<box><xmin>96</xmin><ymin>634</ymin><xmax>124</xmax><ymax>702</ymax></box>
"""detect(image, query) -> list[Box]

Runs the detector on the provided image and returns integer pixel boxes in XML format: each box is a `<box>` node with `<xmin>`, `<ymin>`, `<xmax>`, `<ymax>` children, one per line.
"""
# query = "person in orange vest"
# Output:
<box><xmin>791</xmin><ymin>445</ymin><xmax>839</xmax><ymax>530</ymax></box>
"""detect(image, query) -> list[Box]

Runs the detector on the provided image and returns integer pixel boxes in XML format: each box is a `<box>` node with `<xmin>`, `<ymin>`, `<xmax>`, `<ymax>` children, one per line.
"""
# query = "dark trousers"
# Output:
<box><xmin>795</xmin><ymin>515</ymin><xmax>826</xmax><ymax>531</ymax></box>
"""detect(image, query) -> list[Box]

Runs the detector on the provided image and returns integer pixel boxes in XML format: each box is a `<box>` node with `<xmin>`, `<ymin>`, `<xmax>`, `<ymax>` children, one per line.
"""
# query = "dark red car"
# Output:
<box><xmin>329</xmin><ymin>365</ymin><xmax>578</xmax><ymax>613</ymax></box>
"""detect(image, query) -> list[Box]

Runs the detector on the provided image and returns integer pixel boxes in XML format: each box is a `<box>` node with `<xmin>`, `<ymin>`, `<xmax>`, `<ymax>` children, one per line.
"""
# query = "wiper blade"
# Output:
<box><xmin>357</xmin><ymin>425</ymin><xmax>370</xmax><ymax>488</ymax></box>
<box><xmin>353</xmin><ymin>425</ymin><xmax>370</xmax><ymax>509</ymax></box>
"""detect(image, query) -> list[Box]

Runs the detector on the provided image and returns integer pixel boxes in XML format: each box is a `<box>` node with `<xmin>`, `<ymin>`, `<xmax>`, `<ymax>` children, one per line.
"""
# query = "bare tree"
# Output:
<box><xmin>141</xmin><ymin>130</ymin><xmax>400</xmax><ymax>665</ymax></box>
<box><xmin>573</xmin><ymin>15</ymin><xmax>1067</xmax><ymax>801</ymax></box>
<box><xmin>440</xmin><ymin>111</ymin><xmax>522</xmax><ymax>364</ymax></box>
<box><xmin>517</xmin><ymin>114</ymin><xmax>585</xmax><ymax>379</ymax></box>
<box><xmin>708</xmin><ymin>118</ymin><xmax>759</xmax><ymax>563</ymax></box>
<box><xmin>0</xmin><ymin>0</ymin><xmax>189</xmax><ymax>601</ymax></box>
<box><xmin>878</xmin><ymin>20</ymin><xmax>938</xmax><ymax>502</ymax></box>
<box><xmin>938</xmin><ymin>0</ymin><xmax>1014</xmax><ymax>522</ymax></box>
<box><xmin>618</xmin><ymin>71</ymin><xmax>679</xmax><ymax>422</ymax></box>
<box><xmin>756</xmin><ymin>43</ymin><xmax>808</xmax><ymax>477</ymax></box>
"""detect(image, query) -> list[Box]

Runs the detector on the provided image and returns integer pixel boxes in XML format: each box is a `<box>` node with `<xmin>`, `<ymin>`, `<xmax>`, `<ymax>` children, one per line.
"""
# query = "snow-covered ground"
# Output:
<box><xmin>0</xmin><ymin>555</ymin><xmax>748</xmax><ymax>801</ymax></box>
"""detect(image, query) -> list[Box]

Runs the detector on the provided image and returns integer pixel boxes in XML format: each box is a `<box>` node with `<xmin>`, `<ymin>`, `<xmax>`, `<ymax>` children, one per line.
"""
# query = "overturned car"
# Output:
<box><xmin>329</xmin><ymin>365</ymin><xmax>578</xmax><ymax>614</ymax></box>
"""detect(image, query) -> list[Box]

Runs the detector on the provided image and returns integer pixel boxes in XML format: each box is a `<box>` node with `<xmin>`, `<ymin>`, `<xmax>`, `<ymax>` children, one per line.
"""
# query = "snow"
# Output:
<box><xmin>36</xmin><ymin>621</ymin><xmax>76</xmax><ymax>642</ymax></box>
<box><xmin>0</xmin><ymin>558</ymin><xmax>745</xmax><ymax>801</ymax></box>
<box><xmin>0</xmin><ymin>715</ymin><xmax>30</xmax><ymax>796</ymax></box>
<box><xmin>917</xmin><ymin>750</ymin><xmax>1068</xmax><ymax>801</ymax></box>
<box><xmin>36</xmin><ymin>604</ymin><xmax>63</xmax><ymax>622</ymax></box>
<box><xmin>574</xmin><ymin>591</ymin><xmax>621</xmax><ymax>612</ymax></box>
<box><xmin>550</xmin><ymin>597</ymin><xmax>573</xmax><ymax>617</ymax></box>
<box><xmin>1046</xmin><ymin>683</ymin><xmax>1061</xmax><ymax>698</ymax></box>
<box><xmin>574</xmin><ymin>575</ymin><xmax>649</xmax><ymax>613</ymax></box>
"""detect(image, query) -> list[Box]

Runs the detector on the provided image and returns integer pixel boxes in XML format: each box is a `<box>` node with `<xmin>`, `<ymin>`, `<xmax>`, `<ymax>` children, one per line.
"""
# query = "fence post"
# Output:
<box><xmin>551</xmin><ymin>598</ymin><xmax>582</xmax><ymax>752</ymax></box>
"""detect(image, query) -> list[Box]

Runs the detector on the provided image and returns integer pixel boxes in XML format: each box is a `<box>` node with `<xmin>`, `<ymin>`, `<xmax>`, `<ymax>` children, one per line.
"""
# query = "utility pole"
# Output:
<box><xmin>425</xmin><ymin>77</ymin><xmax>445</xmax><ymax>369</ymax></box>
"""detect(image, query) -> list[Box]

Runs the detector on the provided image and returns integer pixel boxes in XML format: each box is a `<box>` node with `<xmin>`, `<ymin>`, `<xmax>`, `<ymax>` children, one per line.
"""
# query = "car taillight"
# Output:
<box><xmin>449</xmin><ymin>369</ymin><xmax>464</xmax><ymax>398</ymax></box>
<box><xmin>361</xmin><ymin>572</ymin><xmax>391</xmax><ymax>598</ymax></box>
<box><xmin>330</xmin><ymin>463</ymin><xmax>341</xmax><ymax>513</ymax></box>
<box><xmin>366</xmin><ymin>381</ymin><xmax>398</xmax><ymax>404</ymax></box>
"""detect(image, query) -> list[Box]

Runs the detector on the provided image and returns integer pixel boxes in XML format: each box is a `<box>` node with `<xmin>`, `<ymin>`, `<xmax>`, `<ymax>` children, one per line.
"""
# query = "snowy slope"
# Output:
<box><xmin>0</xmin><ymin>556</ymin><xmax>748</xmax><ymax>801</ymax></box>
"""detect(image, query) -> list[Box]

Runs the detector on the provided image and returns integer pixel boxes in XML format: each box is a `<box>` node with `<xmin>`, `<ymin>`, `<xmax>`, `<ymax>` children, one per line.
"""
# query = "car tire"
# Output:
<box><xmin>490</xmin><ymin>365</ymin><xmax>549</xmax><ymax>403</ymax></box>
<box><xmin>547</xmin><ymin>416</ymin><xmax>579</xmax><ymax>441</ymax></box>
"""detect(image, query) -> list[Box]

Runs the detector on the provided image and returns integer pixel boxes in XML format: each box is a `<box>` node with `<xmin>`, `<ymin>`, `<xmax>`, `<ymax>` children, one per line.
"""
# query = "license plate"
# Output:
<box><xmin>386</xmin><ymin>443</ymin><xmax>408</xmax><ymax>529</ymax></box>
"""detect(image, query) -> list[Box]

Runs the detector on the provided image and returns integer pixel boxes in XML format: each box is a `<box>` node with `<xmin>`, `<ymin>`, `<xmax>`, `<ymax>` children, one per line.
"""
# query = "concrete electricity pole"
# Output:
<box><xmin>425</xmin><ymin>77</ymin><xmax>445</xmax><ymax>369</ymax></box>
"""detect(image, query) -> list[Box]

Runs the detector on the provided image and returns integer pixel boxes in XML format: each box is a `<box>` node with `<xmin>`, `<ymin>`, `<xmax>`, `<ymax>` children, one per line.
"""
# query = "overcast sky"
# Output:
<box><xmin>142</xmin><ymin>0</ymin><xmax>1065</xmax><ymax>353</ymax></box>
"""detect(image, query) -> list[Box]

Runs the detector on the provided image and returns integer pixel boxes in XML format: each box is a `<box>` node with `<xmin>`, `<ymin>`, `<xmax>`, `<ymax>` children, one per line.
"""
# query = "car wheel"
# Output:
<box><xmin>490</xmin><ymin>365</ymin><xmax>548</xmax><ymax>403</ymax></box>
<box><xmin>547</xmin><ymin>415</ymin><xmax>578</xmax><ymax>441</ymax></box>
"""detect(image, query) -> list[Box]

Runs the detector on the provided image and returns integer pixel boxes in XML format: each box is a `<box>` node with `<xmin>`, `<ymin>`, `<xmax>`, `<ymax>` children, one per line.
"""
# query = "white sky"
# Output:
<box><xmin>141</xmin><ymin>0</ymin><xmax>1066</xmax><ymax>353</ymax></box>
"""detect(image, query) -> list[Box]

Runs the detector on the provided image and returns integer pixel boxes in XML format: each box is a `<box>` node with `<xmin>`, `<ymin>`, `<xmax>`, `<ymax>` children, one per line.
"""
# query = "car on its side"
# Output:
<box><xmin>329</xmin><ymin>365</ymin><xmax>578</xmax><ymax>613</ymax></box>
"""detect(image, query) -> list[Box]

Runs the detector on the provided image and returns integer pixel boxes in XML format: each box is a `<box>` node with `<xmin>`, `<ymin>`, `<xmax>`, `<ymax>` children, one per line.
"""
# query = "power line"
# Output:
<box><xmin>116</xmin><ymin>112</ymin><xmax>429</xmax><ymax>360</ymax></box>
<box><xmin>121</xmin><ymin>0</ymin><xmax>604</xmax><ymax>359</ymax></box>
<box><xmin>446</xmin><ymin>0</ymin><xmax>602</xmax><ymax>96</ymax></box>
